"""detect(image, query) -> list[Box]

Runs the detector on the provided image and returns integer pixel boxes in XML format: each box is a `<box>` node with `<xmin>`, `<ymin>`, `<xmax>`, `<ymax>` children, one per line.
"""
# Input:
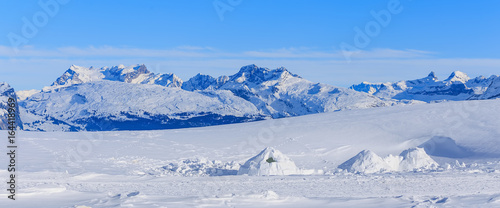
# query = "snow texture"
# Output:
<box><xmin>419</xmin><ymin>136</ymin><xmax>474</xmax><ymax>158</ymax></box>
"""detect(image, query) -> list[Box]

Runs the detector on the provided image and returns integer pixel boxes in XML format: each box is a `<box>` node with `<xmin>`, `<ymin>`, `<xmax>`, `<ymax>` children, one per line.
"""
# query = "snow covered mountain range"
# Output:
<box><xmin>350</xmin><ymin>71</ymin><xmax>500</xmax><ymax>102</ymax></box>
<box><xmin>16</xmin><ymin>64</ymin><xmax>403</xmax><ymax>131</ymax></box>
<box><xmin>2</xmin><ymin>64</ymin><xmax>499</xmax><ymax>131</ymax></box>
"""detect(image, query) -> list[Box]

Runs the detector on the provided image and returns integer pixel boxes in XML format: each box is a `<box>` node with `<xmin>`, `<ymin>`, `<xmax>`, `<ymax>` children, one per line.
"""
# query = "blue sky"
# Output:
<box><xmin>1</xmin><ymin>0</ymin><xmax>499</xmax><ymax>90</ymax></box>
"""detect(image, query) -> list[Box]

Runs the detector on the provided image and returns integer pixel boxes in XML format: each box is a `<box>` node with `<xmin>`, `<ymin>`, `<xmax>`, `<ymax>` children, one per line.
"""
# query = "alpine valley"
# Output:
<box><xmin>2</xmin><ymin>64</ymin><xmax>500</xmax><ymax>131</ymax></box>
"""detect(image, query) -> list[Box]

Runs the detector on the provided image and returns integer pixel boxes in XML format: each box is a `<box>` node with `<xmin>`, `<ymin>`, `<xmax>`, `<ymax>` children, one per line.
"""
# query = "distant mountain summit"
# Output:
<box><xmin>47</xmin><ymin>64</ymin><xmax>182</xmax><ymax>91</ymax></box>
<box><xmin>350</xmin><ymin>71</ymin><xmax>500</xmax><ymax>102</ymax></box>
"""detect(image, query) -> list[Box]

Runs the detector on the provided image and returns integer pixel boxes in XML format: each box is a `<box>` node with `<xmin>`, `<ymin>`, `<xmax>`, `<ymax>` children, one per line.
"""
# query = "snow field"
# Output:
<box><xmin>1</xmin><ymin>99</ymin><xmax>500</xmax><ymax>207</ymax></box>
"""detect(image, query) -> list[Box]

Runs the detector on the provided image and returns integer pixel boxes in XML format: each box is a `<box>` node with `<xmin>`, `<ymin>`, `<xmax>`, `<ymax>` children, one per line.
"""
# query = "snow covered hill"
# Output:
<box><xmin>350</xmin><ymin>71</ymin><xmax>500</xmax><ymax>102</ymax></box>
<box><xmin>20</xmin><ymin>80</ymin><xmax>265</xmax><ymax>131</ymax></box>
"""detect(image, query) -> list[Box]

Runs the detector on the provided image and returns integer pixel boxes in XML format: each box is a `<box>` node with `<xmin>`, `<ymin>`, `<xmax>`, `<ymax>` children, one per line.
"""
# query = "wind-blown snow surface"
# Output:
<box><xmin>1</xmin><ymin>99</ymin><xmax>500</xmax><ymax>207</ymax></box>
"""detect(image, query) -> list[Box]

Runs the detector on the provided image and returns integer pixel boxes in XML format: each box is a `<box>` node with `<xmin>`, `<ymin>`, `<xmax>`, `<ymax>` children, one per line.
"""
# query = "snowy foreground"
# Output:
<box><xmin>2</xmin><ymin>99</ymin><xmax>500</xmax><ymax>207</ymax></box>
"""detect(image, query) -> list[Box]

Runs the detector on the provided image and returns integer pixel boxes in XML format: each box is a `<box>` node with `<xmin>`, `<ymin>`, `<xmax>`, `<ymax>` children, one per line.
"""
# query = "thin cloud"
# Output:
<box><xmin>0</xmin><ymin>45</ymin><xmax>434</xmax><ymax>60</ymax></box>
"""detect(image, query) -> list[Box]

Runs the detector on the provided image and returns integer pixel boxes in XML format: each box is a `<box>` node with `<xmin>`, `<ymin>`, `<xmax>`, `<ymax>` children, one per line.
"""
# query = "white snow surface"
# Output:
<box><xmin>238</xmin><ymin>147</ymin><xmax>301</xmax><ymax>176</ymax></box>
<box><xmin>1</xmin><ymin>99</ymin><xmax>500</xmax><ymax>207</ymax></box>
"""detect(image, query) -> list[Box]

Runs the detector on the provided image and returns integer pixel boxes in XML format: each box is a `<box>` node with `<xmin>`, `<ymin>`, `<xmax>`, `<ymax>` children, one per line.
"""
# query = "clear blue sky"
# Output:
<box><xmin>1</xmin><ymin>0</ymin><xmax>499</xmax><ymax>90</ymax></box>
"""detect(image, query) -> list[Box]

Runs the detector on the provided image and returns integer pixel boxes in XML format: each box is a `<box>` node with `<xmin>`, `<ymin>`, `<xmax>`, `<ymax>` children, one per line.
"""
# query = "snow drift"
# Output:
<box><xmin>238</xmin><ymin>147</ymin><xmax>301</xmax><ymax>176</ymax></box>
<box><xmin>340</xmin><ymin>147</ymin><xmax>439</xmax><ymax>173</ymax></box>
<box><xmin>397</xmin><ymin>147</ymin><xmax>439</xmax><ymax>171</ymax></box>
<box><xmin>338</xmin><ymin>150</ymin><xmax>391</xmax><ymax>173</ymax></box>
<box><xmin>419</xmin><ymin>136</ymin><xmax>474</xmax><ymax>158</ymax></box>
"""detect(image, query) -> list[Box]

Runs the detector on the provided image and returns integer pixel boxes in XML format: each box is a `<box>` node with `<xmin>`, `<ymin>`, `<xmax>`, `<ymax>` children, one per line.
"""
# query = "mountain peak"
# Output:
<box><xmin>237</xmin><ymin>64</ymin><xmax>268</xmax><ymax>74</ymax></box>
<box><xmin>445</xmin><ymin>71</ymin><xmax>470</xmax><ymax>83</ymax></box>
<box><xmin>427</xmin><ymin>71</ymin><xmax>437</xmax><ymax>80</ymax></box>
<box><xmin>231</xmin><ymin>64</ymin><xmax>298</xmax><ymax>85</ymax></box>
<box><xmin>49</xmin><ymin>64</ymin><xmax>182</xmax><ymax>90</ymax></box>
<box><xmin>181</xmin><ymin>73</ymin><xmax>217</xmax><ymax>91</ymax></box>
<box><xmin>68</xmin><ymin>65</ymin><xmax>92</xmax><ymax>73</ymax></box>
<box><xmin>116</xmin><ymin>64</ymin><xmax>150</xmax><ymax>75</ymax></box>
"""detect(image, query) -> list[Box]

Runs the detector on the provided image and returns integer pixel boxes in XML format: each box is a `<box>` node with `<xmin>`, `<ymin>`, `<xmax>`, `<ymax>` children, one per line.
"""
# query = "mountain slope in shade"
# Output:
<box><xmin>350</xmin><ymin>71</ymin><xmax>500</xmax><ymax>102</ymax></box>
<box><xmin>473</xmin><ymin>76</ymin><xmax>500</xmax><ymax>99</ymax></box>
<box><xmin>0</xmin><ymin>82</ymin><xmax>23</xmax><ymax>130</ymax></box>
<box><xmin>181</xmin><ymin>73</ymin><xmax>229</xmax><ymax>91</ymax></box>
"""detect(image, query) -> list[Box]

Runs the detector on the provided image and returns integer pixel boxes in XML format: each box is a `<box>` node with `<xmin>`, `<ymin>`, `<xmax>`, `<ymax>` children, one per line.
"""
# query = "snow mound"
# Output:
<box><xmin>338</xmin><ymin>150</ymin><xmax>391</xmax><ymax>173</ymax></box>
<box><xmin>398</xmin><ymin>147</ymin><xmax>439</xmax><ymax>171</ymax></box>
<box><xmin>339</xmin><ymin>148</ymin><xmax>439</xmax><ymax>173</ymax></box>
<box><xmin>419</xmin><ymin>136</ymin><xmax>474</xmax><ymax>158</ymax></box>
<box><xmin>238</xmin><ymin>147</ymin><xmax>300</xmax><ymax>176</ymax></box>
